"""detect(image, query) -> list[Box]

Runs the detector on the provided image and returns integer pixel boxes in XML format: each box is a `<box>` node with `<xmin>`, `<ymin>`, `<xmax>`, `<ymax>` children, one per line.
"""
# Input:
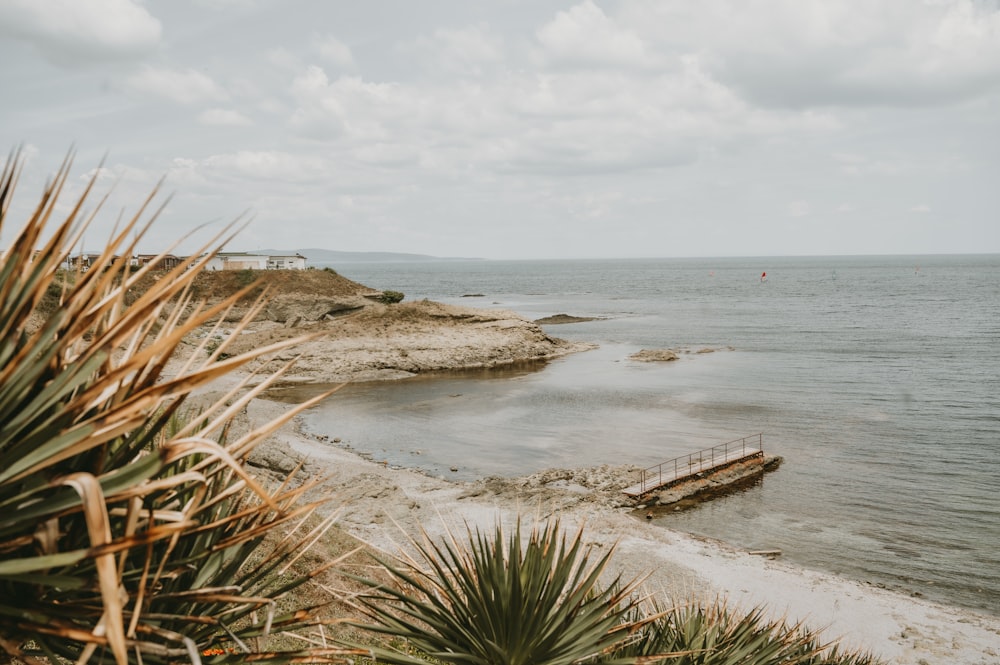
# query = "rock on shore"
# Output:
<box><xmin>630</xmin><ymin>347</ymin><xmax>735</xmax><ymax>362</ymax></box>
<box><xmin>533</xmin><ymin>313</ymin><xmax>603</xmax><ymax>324</ymax></box>
<box><xmin>219</xmin><ymin>299</ymin><xmax>595</xmax><ymax>382</ymax></box>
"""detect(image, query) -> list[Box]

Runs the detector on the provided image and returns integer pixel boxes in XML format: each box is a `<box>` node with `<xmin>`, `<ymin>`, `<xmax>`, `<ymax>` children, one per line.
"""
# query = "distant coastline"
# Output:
<box><xmin>254</xmin><ymin>247</ymin><xmax>485</xmax><ymax>263</ymax></box>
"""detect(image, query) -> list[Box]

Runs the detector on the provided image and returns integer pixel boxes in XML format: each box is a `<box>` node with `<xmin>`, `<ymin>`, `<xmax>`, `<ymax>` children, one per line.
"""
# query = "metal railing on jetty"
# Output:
<box><xmin>622</xmin><ymin>433</ymin><xmax>764</xmax><ymax>498</ymax></box>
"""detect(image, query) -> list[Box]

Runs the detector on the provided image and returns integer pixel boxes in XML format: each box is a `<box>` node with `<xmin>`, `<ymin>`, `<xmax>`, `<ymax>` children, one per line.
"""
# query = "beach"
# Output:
<box><xmin>242</xmin><ymin>395</ymin><xmax>1000</xmax><ymax>665</ymax></box>
<box><xmin>191</xmin><ymin>293</ymin><xmax>1000</xmax><ymax>665</ymax></box>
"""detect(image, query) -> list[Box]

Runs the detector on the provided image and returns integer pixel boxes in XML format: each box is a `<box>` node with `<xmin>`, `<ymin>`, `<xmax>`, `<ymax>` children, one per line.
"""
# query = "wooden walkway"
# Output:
<box><xmin>622</xmin><ymin>434</ymin><xmax>763</xmax><ymax>498</ymax></box>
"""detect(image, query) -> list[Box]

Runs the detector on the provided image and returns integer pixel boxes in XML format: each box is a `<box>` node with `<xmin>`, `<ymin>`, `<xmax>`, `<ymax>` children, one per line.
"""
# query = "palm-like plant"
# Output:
<box><xmin>348</xmin><ymin>519</ymin><xmax>649</xmax><ymax>665</ymax></box>
<box><xmin>612</xmin><ymin>599</ymin><xmax>883</xmax><ymax>665</ymax></box>
<box><xmin>0</xmin><ymin>151</ymin><xmax>361</xmax><ymax>664</ymax></box>
<box><xmin>350</xmin><ymin>515</ymin><xmax>885</xmax><ymax>665</ymax></box>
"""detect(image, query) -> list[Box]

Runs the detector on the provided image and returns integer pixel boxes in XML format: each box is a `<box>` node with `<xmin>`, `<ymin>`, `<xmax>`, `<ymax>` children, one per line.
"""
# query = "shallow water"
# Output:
<box><xmin>298</xmin><ymin>255</ymin><xmax>1000</xmax><ymax>614</ymax></box>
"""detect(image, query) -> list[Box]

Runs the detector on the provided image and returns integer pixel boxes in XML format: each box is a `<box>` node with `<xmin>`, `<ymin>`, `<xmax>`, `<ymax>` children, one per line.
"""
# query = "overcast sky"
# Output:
<box><xmin>2</xmin><ymin>0</ymin><xmax>999</xmax><ymax>259</ymax></box>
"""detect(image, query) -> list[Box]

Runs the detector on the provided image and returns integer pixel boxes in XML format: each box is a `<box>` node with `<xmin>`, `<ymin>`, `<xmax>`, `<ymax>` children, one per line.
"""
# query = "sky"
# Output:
<box><xmin>1</xmin><ymin>0</ymin><xmax>999</xmax><ymax>259</ymax></box>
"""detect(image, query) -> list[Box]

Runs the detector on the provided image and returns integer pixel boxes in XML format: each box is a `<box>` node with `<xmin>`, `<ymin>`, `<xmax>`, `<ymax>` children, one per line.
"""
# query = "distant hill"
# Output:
<box><xmin>254</xmin><ymin>248</ymin><xmax>483</xmax><ymax>263</ymax></box>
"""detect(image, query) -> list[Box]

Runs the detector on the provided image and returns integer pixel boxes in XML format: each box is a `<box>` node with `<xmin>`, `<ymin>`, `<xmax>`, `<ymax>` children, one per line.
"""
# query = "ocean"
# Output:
<box><xmin>300</xmin><ymin>254</ymin><xmax>1000</xmax><ymax>615</ymax></box>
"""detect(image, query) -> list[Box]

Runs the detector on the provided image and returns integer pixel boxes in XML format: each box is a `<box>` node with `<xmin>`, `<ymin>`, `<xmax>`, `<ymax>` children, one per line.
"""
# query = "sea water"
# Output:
<box><xmin>300</xmin><ymin>255</ymin><xmax>1000</xmax><ymax>614</ymax></box>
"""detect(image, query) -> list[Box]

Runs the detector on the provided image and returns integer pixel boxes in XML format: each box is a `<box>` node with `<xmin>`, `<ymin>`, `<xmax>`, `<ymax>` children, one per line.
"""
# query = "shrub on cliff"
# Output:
<box><xmin>378</xmin><ymin>290</ymin><xmax>405</xmax><ymax>304</ymax></box>
<box><xmin>0</xmin><ymin>151</ymin><xmax>360</xmax><ymax>664</ymax></box>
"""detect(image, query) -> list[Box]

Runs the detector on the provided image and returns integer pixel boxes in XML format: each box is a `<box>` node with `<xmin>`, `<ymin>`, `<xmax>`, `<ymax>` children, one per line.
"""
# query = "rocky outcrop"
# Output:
<box><xmin>534</xmin><ymin>314</ymin><xmax>602</xmax><ymax>324</ymax></box>
<box><xmin>630</xmin><ymin>347</ymin><xmax>734</xmax><ymax>362</ymax></box>
<box><xmin>265</xmin><ymin>296</ymin><xmax>367</xmax><ymax>323</ymax></box>
<box><xmin>630</xmin><ymin>349</ymin><xmax>679</xmax><ymax>362</ymax></box>
<box><xmin>221</xmin><ymin>299</ymin><xmax>595</xmax><ymax>382</ymax></box>
<box><xmin>460</xmin><ymin>464</ymin><xmax>642</xmax><ymax>510</ymax></box>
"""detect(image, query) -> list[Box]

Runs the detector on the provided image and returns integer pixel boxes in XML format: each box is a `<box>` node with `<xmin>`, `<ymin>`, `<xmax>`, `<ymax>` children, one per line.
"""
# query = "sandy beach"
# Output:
<box><xmin>192</xmin><ymin>294</ymin><xmax>999</xmax><ymax>665</ymax></box>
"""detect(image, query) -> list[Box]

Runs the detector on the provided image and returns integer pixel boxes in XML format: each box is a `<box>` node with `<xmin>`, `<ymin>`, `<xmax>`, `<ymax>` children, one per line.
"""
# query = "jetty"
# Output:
<box><xmin>622</xmin><ymin>433</ymin><xmax>764</xmax><ymax>498</ymax></box>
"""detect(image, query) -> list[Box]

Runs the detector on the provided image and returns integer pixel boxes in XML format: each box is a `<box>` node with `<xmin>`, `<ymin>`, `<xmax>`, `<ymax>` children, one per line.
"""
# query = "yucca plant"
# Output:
<box><xmin>0</xmin><ymin>150</ymin><xmax>362</xmax><ymax>664</ymax></box>
<box><xmin>611</xmin><ymin>599</ymin><xmax>883</xmax><ymax>665</ymax></box>
<box><xmin>347</xmin><ymin>519</ymin><xmax>650</xmax><ymax>665</ymax></box>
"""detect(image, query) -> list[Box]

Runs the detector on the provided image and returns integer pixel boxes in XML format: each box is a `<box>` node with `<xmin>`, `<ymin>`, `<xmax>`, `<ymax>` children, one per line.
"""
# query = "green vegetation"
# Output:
<box><xmin>350</xmin><ymin>520</ymin><xmax>647</xmax><ymax>665</ymax></box>
<box><xmin>203</xmin><ymin>335</ymin><xmax>232</xmax><ymax>360</ymax></box>
<box><xmin>0</xmin><ymin>152</ymin><xmax>357</xmax><ymax>664</ymax></box>
<box><xmin>611</xmin><ymin>601</ymin><xmax>880</xmax><ymax>665</ymax></box>
<box><xmin>236</xmin><ymin>267</ymin><xmax>259</xmax><ymax>287</ymax></box>
<box><xmin>0</xmin><ymin>151</ymin><xmax>884</xmax><ymax>665</ymax></box>
<box><xmin>378</xmin><ymin>289</ymin><xmax>405</xmax><ymax>304</ymax></box>
<box><xmin>349</xmin><ymin>521</ymin><xmax>882</xmax><ymax>665</ymax></box>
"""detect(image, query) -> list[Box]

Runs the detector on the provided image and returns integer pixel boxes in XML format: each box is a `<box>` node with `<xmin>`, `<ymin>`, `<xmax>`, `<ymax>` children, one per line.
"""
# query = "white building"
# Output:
<box><xmin>205</xmin><ymin>252</ymin><xmax>270</xmax><ymax>271</ymax></box>
<box><xmin>267</xmin><ymin>253</ymin><xmax>307</xmax><ymax>270</ymax></box>
<box><xmin>54</xmin><ymin>251</ymin><xmax>308</xmax><ymax>272</ymax></box>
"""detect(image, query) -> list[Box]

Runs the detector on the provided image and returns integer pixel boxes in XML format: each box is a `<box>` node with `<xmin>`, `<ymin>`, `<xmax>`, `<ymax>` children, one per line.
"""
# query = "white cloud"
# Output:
<box><xmin>833</xmin><ymin>152</ymin><xmax>905</xmax><ymax>176</ymax></box>
<box><xmin>5</xmin><ymin>1</ymin><xmax>997</xmax><ymax>258</ymax></box>
<box><xmin>163</xmin><ymin>157</ymin><xmax>208</xmax><ymax>188</ymax></box>
<box><xmin>289</xmin><ymin>66</ymin><xmax>413</xmax><ymax>142</ymax></box>
<box><xmin>403</xmin><ymin>24</ymin><xmax>505</xmax><ymax>76</ymax></box>
<box><xmin>202</xmin><ymin>151</ymin><xmax>329</xmax><ymax>183</ymax></box>
<box><xmin>354</xmin><ymin>142</ymin><xmax>420</xmax><ymax>167</ymax></box>
<box><xmin>620</xmin><ymin>0</ymin><xmax>1000</xmax><ymax>107</ymax></box>
<box><xmin>80</xmin><ymin>166</ymin><xmax>116</xmax><ymax>182</ymax></box>
<box><xmin>198</xmin><ymin>108</ymin><xmax>253</xmax><ymax>127</ymax></box>
<box><xmin>788</xmin><ymin>201</ymin><xmax>812</xmax><ymax>217</ymax></box>
<box><xmin>434</xmin><ymin>25</ymin><xmax>504</xmax><ymax>65</ymax></box>
<box><xmin>560</xmin><ymin>190</ymin><xmax>624</xmax><ymax>218</ymax></box>
<box><xmin>315</xmin><ymin>36</ymin><xmax>355</xmax><ymax>69</ymax></box>
<box><xmin>265</xmin><ymin>47</ymin><xmax>301</xmax><ymax>71</ymax></box>
<box><xmin>0</xmin><ymin>0</ymin><xmax>161</xmax><ymax>64</ymax></box>
<box><xmin>537</xmin><ymin>0</ymin><xmax>654</xmax><ymax>68</ymax></box>
<box><xmin>281</xmin><ymin>48</ymin><xmax>829</xmax><ymax>179</ymax></box>
<box><xmin>910</xmin><ymin>204</ymin><xmax>932</xmax><ymax>213</ymax></box>
<box><xmin>127</xmin><ymin>66</ymin><xmax>228</xmax><ymax>105</ymax></box>
<box><xmin>192</xmin><ymin>0</ymin><xmax>257</xmax><ymax>8</ymax></box>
